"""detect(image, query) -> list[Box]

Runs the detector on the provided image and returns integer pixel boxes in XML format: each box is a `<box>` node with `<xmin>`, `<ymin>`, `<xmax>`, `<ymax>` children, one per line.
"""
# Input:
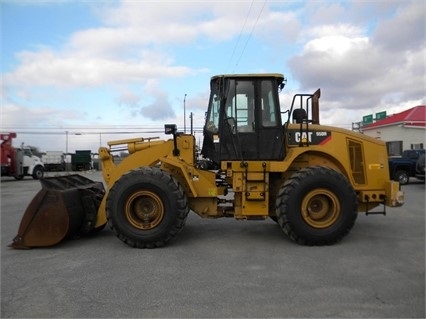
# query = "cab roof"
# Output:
<box><xmin>211</xmin><ymin>73</ymin><xmax>284</xmax><ymax>80</ymax></box>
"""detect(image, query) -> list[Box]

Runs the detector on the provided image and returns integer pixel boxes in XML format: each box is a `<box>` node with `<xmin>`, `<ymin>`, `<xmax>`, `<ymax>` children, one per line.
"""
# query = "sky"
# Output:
<box><xmin>1</xmin><ymin>0</ymin><xmax>425</xmax><ymax>153</ymax></box>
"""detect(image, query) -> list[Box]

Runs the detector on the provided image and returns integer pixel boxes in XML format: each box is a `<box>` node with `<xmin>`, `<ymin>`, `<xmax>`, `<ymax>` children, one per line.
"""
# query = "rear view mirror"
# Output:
<box><xmin>164</xmin><ymin>124</ymin><xmax>177</xmax><ymax>135</ymax></box>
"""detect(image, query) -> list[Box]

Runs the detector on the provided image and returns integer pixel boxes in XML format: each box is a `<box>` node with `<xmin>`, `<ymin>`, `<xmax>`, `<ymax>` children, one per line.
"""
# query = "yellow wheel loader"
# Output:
<box><xmin>9</xmin><ymin>73</ymin><xmax>404</xmax><ymax>249</ymax></box>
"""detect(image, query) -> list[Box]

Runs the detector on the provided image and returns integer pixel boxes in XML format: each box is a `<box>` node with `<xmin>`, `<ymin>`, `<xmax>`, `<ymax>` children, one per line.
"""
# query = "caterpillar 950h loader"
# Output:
<box><xmin>10</xmin><ymin>73</ymin><xmax>404</xmax><ymax>249</ymax></box>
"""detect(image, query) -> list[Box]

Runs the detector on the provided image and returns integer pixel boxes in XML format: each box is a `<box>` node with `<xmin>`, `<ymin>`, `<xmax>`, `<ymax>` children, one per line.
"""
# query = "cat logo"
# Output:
<box><xmin>288</xmin><ymin>130</ymin><xmax>331</xmax><ymax>145</ymax></box>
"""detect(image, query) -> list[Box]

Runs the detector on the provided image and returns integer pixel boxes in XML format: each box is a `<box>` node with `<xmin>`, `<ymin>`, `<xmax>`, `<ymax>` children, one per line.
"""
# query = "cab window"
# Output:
<box><xmin>226</xmin><ymin>80</ymin><xmax>255</xmax><ymax>133</ymax></box>
<box><xmin>260</xmin><ymin>80</ymin><xmax>278</xmax><ymax>127</ymax></box>
<box><xmin>206</xmin><ymin>93</ymin><xmax>220</xmax><ymax>133</ymax></box>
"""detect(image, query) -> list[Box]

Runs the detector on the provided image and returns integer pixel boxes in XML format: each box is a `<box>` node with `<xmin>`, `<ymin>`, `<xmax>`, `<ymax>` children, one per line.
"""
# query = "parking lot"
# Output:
<box><xmin>1</xmin><ymin>171</ymin><xmax>425</xmax><ymax>318</ymax></box>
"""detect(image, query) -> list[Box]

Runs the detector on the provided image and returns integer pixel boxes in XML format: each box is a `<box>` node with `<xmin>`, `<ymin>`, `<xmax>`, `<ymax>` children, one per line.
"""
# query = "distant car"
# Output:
<box><xmin>415</xmin><ymin>154</ymin><xmax>425</xmax><ymax>181</ymax></box>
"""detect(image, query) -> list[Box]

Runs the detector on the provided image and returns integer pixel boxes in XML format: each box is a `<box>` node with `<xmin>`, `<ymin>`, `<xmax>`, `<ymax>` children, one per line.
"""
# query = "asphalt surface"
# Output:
<box><xmin>1</xmin><ymin>171</ymin><xmax>425</xmax><ymax>318</ymax></box>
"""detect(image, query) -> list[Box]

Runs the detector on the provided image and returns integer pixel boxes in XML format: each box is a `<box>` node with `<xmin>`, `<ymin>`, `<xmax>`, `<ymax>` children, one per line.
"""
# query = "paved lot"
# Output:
<box><xmin>1</xmin><ymin>171</ymin><xmax>425</xmax><ymax>318</ymax></box>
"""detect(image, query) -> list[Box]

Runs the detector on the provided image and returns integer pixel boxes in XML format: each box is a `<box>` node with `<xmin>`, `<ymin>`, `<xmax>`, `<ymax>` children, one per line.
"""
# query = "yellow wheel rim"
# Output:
<box><xmin>125</xmin><ymin>191</ymin><xmax>164</xmax><ymax>230</ymax></box>
<box><xmin>301</xmin><ymin>189</ymin><xmax>340</xmax><ymax>228</ymax></box>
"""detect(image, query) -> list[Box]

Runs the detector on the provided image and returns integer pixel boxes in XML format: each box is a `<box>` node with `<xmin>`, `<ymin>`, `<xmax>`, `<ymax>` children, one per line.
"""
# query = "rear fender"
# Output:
<box><xmin>283</xmin><ymin>149</ymin><xmax>349</xmax><ymax>180</ymax></box>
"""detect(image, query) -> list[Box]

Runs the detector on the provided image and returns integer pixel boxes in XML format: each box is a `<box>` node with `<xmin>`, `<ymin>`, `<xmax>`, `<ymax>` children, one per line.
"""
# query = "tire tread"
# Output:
<box><xmin>106</xmin><ymin>167</ymin><xmax>189</xmax><ymax>248</ymax></box>
<box><xmin>276</xmin><ymin>166</ymin><xmax>358</xmax><ymax>246</ymax></box>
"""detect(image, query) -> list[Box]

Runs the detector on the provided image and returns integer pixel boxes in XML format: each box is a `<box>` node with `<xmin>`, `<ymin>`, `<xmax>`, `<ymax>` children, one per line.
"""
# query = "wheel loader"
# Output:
<box><xmin>9</xmin><ymin>73</ymin><xmax>404</xmax><ymax>249</ymax></box>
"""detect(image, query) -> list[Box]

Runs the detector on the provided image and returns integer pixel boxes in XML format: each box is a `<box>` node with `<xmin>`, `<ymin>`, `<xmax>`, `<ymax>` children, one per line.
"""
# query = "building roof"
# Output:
<box><xmin>362</xmin><ymin>105</ymin><xmax>426</xmax><ymax>130</ymax></box>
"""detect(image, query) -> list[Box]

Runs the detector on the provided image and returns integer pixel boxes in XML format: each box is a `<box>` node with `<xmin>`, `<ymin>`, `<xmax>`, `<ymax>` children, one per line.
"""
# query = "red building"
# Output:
<box><xmin>361</xmin><ymin>105</ymin><xmax>426</xmax><ymax>156</ymax></box>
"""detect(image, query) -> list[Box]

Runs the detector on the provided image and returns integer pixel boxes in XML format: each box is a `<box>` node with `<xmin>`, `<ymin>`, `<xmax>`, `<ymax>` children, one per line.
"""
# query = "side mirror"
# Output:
<box><xmin>164</xmin><ymin>124</ymin><xmax>180</xmax><ymax>156</ymax></box>
<box><xmin>164</xmin><ymin>124</ymin><xmax>177</xmax><ymax>135</ymax></box>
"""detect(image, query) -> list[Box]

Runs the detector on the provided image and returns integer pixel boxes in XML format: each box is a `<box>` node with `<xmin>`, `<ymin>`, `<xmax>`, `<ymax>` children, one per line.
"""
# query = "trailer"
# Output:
<box><xmin>71</xmin><ymin>150</ymin><xmax>92</xmax><ymax>171</ymax></box>
<box><xmin>42</xmin><ymin>151</ymin><xmax>66</xmax><ymax>171</ymax></box>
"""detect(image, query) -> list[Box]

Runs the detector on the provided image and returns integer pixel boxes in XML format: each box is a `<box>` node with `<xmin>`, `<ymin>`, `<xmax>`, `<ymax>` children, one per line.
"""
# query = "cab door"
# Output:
<box><xmin>256</xmin><ymin>79</ymin><xmax>284</xmax><ymax>160</ymax></box>
<box><xmin>219</xmin><ymin>78</ymin><xmax>284</xmax><ymax>161</ymax></box>
<box><xmin>220</xmin><ymin>79</ymin><xmax>257</xmax><ymax>160</ymax></box>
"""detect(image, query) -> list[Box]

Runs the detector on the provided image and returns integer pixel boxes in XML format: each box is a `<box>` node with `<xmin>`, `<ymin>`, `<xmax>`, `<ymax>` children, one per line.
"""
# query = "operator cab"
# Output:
<box><xmin>201</xmin><ymin>74</ymin><xmax>286</xmax><ymax>165</ymax></box>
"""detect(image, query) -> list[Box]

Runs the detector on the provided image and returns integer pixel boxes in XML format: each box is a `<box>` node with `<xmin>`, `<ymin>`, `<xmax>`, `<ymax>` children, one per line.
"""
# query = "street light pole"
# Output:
<box><xmin>184</xmin><ymin>94</ymin><xmax>187</xmax><ymax>133</ymax></box>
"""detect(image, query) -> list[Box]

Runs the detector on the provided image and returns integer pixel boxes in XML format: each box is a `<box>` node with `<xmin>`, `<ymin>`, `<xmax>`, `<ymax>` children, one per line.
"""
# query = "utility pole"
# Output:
<box><xmin>190</xmin><ymin>112</ymin><xmax>194</xmax><ymax>135</ymax></box>
<box><xmin>184</xmin><ymin>94</ymin><xmax>187</xmax><ymax>133</ymax></box>
<box><xmin>65</xmin><ymin>130</ymin><xmax>68</xmax><ymax>171</ymax></box>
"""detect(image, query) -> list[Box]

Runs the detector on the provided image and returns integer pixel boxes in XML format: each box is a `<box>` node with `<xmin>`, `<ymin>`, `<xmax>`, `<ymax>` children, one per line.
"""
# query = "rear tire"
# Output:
<box><xmin>106</xmin><ymin>167</ymin><xmax>189</xmax><ymax>248</ymax></box>
<box><xmin>276</xmin><ymin>166</ymin><xmax>358</xmax><ymax>245</ymax></box>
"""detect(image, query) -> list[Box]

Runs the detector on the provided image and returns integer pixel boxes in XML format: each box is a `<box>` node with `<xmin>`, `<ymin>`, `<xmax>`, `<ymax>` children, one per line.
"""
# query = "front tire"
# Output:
<box><xmin>106</xmin><ymin>167</ymin><xmax>189</xmax><ymax>248</ymax></box>
<box><xmin>32</xmin><ymin>166</ymin><xmax>44</xmax><ymax>179</ymax></box>
<box><xmin>394</xmin><ymin>170</ymin><xmax>409</xmax><ymax>185</ymax></box>
<box><xmin>276</xmin><ymin>166</ymin><xmax>358</xmax><ymax>245</ymax></box>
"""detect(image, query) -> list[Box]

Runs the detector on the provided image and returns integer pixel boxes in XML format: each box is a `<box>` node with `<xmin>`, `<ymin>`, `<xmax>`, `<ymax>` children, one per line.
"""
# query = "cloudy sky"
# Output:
<box><xmin>1</xmin><ymin>0</ymin><xmax>425</xmax><ymax>152</ymax></box>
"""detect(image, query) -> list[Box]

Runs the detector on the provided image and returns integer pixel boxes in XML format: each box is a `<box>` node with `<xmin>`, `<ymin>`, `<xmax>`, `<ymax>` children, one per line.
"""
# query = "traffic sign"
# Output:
<box><xmin>376</xmin><ymin>111</ymin><xmax>387</xmax><ymax>120</ymax></box>
<box><xmin>363</xmin><ymin>114</ymin><xmax>373</xmax><ymax>124</ymax></box>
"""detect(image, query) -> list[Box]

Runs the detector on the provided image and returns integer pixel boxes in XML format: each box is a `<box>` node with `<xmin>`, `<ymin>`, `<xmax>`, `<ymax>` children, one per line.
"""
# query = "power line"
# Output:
<box><xmin>226</xmin><ymin>0</ymin><xmax>255</xmax><ymax>73</ymax></box>
<box><xmin>233</xmin><ymin>0</ymin><xmax>268</xmax><ymax>72</ymax></box>
<box><xmin>1</xmin><ymin>125</ymin><xmax>172</xmax><ymax>130</ymax></box>
<box><xmin>2</xmin><ymin>127</ymin><xmax>206</xmax><ymax>136</ymax></box>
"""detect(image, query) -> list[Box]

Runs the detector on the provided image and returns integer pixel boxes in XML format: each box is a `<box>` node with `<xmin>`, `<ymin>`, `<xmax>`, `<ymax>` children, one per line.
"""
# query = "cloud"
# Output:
<box><xmin>2</xmin><ymin>0</ymin><xmax>424</xmax><ymax>145</ymax></box>
<box><xmin>140</xmin><ymin>92</ymin><xmax>175</xmax><ymax>121</ymax></box>
<box><xmin>4</xmin><ymin>49</ymin><xmax>197</xmax><ymax>88</ymax></box>
<box><xmin>97</xmin><ymin>1</ymin><xmax>264</xmax><ymax>41</ymax></box>
<box><xmin>120</xmin><ymin>80</ymin><xmax>174</xmax><ymax>121</ymax></box>
<box><xmin>4</xmin><ymin>2</ymin><xmax>224</xmax><ymax>90</ymax></box>
<box><xmin>65</xmin><ymin>1</ymin><xmax>259</xmax><ymax>60</ymax></box>
<box><xmin>116</xmin><ymin>90</ymin><xmax>141</xmax><ymax>109</ymax></box>
<box><xmin>253</xmin><ymin>9</ymin><xmax>301</xmax><ymax>44</ymax></box>
<box><xmin>287</xmin><ymin>0</ymin><xmax>425</xmax><ymax>115</ymax></box>
<box><xmin>1</xmin><ymin>100</ymin><xmax>83</xmax><ymax>129</ymax></box>
<box><xmin>372</xmin><ymin>1</ymin><xmax>425</xmax><ymax>52</ymax></box>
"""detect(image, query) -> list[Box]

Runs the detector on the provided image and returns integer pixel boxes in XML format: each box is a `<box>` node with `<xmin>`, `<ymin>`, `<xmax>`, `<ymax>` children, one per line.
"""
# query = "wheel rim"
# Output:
<box><xmin>398</xmin><ymin>174</ymin><xmax>408</xmax><ymax>184</ymax></box>
<box><xmin>125</xmin><ymin>191</ymin><xmax>164</xmax><ymax>230</ymax></box>
<box><xmin>301</xmin><ymin>189</ymin><xmax>340</xmax><ymax>228</ymax></box>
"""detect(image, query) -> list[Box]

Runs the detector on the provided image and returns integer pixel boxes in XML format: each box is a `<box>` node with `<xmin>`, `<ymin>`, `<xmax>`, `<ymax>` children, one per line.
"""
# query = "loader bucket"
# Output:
<box><xmin>9</xmin><ymin>174</ymin><xmax>105</xmax><ymax>249</ymax></box>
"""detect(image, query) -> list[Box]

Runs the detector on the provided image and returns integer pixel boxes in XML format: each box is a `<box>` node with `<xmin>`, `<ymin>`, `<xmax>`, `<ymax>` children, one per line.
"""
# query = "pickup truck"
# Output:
<box><xmin>416</xmin><ymin>154</ymin><xmax>425</xmax><ymax>180</ymax></box>
<box><xmin>388</xmin><ymin>149</ymin><xmax>425</xmax><ymax>185</ymax></box>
